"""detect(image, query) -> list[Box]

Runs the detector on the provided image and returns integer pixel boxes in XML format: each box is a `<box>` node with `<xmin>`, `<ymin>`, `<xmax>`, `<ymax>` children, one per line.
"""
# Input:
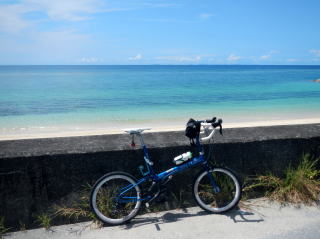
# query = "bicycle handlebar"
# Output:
<box><xmin>204</xmin><ymin>117</ymin><xmax>217</xmax><ymax>124</ymax></box>
<box><xmin>199</xmin><ymin>118</ymin><xmax>223</xmax><ymax>142</ymax></box>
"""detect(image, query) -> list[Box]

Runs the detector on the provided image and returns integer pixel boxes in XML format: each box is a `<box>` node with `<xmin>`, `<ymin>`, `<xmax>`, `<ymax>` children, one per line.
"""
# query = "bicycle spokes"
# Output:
<box><xmin>94</xmin><ymin>178</ymin><xmax>138</xmax><ymax>220</ymax></box>
<box><xmin>198</xmin><ymin>171</ymin><xmax>237</xmax><ymax>209</ymax></box>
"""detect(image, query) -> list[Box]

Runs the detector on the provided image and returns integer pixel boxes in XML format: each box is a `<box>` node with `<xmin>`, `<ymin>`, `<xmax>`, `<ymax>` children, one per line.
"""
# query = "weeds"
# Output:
<box><xmin>54</xmin><ymin>183</ymin><xmax>97</xmax><ymax>222</ymax></box>
<box><xmin>170</xmin><ymin>188</ymin><xmax>189</xmax><ymax>209</ymax></box>
<box><xmin>0</xmin><ymin>217</ymin><xmax>10</xmax><ymax>239</ymax></box>
<box><xmin>18</xmin><ymin>221</ymin><xmax>26</xmax><ymax>232</ymax></box>
<box><xmin>243</xmin><ymin>154</ymin><xmax>320</xmax><ymax>205</ymax></box>
<box><xmin>36</xmin><ymin>213</ymin><xmax>52</xmax><ymax>230</ymax></box>
<box><xmin>55</xmin><ymin>206</ymin><xmax>93</xmax><ymax>221</ymax></box>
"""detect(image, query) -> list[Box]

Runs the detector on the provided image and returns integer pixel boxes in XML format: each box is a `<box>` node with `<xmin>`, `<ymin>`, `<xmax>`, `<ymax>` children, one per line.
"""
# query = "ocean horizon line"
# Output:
<box><xmin>1</xmin><ymin>64</ymin><xmax>320</xmax><ymax>67</ymax></box>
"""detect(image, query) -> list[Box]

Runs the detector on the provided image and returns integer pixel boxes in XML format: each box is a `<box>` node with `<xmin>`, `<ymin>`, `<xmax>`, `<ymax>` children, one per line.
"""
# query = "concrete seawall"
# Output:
<box><xmin>1</xmin><ymin>124</ymin><xmax>320</xmax><ymax>228</ymax></box>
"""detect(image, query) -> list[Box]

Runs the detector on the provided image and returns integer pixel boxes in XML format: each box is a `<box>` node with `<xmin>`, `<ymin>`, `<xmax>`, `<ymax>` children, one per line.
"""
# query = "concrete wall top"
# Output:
<box><xmin>1</xmin><ymin>123</ymin><xmax>320</xmax><ymax>159</ymax></box>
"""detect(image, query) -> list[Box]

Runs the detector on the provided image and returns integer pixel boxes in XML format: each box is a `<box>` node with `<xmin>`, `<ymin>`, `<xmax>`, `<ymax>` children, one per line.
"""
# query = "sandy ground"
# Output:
<box><xmin>1</xmin><ymin>117</ymin><xmax>320</xmax><ymax>141</ymax></box>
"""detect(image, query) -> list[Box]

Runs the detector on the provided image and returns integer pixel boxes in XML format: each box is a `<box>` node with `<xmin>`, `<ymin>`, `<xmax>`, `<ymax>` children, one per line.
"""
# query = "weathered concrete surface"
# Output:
<box><xmin>0</xmin><ymin>124</ymin><xmax>320</xmax><ymax>229</ymax></box>
<box><xmin>1</xmin><ymin>123</ymin><xmax>320</xmax><ymax>158</ymax></box>
<box><xmin>5</xmin><ymin>199</ymin><xmax>320</xmax><ymax>239</ymax></box>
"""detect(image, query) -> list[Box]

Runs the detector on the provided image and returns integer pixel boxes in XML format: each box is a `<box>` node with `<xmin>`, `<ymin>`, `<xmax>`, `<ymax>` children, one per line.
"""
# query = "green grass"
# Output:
<box><xmin>18</xmin><ymin>221</ymin><xmax>26</xmax><ymax>231</ymax></box>
<box><xmin>170</xmin><ymin>188</ymin><xmax>189</xmax><ymax>209</ymax></box>
<box><xmin>243</xmin><ymin>154</ymin><xmax>320</xmax><ymax>204</ymax></box>
<box><xmin>36</xmin><ymin>213</ymin><xmax>52</xmax><ymax>230</ymax></box>
<box><xmin>0</xmin><ymin>217</ymin><xmax>10</xmax><ymax>239</ymax></box>
<box><xmin>54</xmin><ymin>183</ymin><xmax>98</xmax><ymax>223</ymax></box>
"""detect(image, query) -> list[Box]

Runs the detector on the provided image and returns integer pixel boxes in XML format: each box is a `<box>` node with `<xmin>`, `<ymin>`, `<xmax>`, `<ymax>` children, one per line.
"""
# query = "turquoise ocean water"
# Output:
<box><xmin>0</xmin><ymin>65</ymin><xmax>320</xmax><ymax>135</ymax></box>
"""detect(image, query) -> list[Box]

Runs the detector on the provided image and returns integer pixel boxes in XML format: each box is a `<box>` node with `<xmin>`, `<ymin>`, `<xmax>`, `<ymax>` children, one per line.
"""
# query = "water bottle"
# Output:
<box><xmin>173</xmin><ymin>152</ymin><xmax>192</xmax><ymax>165</ymax></box>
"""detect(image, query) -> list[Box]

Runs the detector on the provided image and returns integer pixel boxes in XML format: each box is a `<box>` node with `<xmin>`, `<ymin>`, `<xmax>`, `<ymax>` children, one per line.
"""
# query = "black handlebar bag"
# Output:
<box><xmin>185</xmin><ymin>118</ymin><xmax>200</xmax><ymax>145</ymax></box>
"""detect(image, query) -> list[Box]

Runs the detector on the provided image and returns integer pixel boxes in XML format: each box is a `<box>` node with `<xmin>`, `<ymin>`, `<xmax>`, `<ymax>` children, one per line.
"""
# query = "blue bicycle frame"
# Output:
<box><xmin>117</xmin><ymin>133</ymin><xmax>219</xmax><ymax>203</ymax></box>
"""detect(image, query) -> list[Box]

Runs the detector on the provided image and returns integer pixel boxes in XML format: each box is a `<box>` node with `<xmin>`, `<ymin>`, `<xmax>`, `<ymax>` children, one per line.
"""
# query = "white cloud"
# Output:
<box><xmin>286</xmin><ymin>58</ymin><xmax>298</xmax><ymax>63</ymax></box>
<box><xmin>260</xmin><ymin>54</ymin><xmax>271</xmax><ymax>60</ymax></box>
<box><xmin>260</xmin><ymin>50</ymin><xmax>277</xmax><ymax>60</ymax></box>
<box><xmin>0</xmin><ymin>0</ymin><xmax>179</xmax><ymax>33</ymax></box>
<box><xmin>140</xmin><ymin>3</ymin><xmax>180</xmax><ymax>8</ymax></box>
<box><xmin>199</xmin><ymin>13</ymin><xmax>214</xmax><ymax>19</ymax></box>
<box><xmin>310</xmin><ymin>49</ymin><xmax>320</xmax><ymax>57</ymax></box>
<box><xmin>36</xmin><ymin>29</ymin><xmax>90</xmax><ymax>49</ymax></box>
<box><xmin>227</xmin><ymin>54</ymin><xmax>241</xmax><ymax>61</ymax></box>
<box><xmin>0</xmin><ymin>29</ymin><xmax>92</xmax><ymax>64</ymax></box>
<box><xmin>80</xmin><ymin>57</ymin><xmax>102</xmax><ymax>63</ymax></box>
<box><xmin>177</xmin><ymin>56</ymin><xmax>201</xmax><ymax>62</ymax></box>
<box><xmin>24</xmin><ymin>0</ymin><xmax>103</xmax><ymax>21</ymax></box>
<box><xmin>0</xmin><ymin>0</ymin><xmax>104</xmax><ymax>33</ymax></box>
<box><xmin>0</xmin><ymin>4</ymin><xmax>32</xmax><ymax>33</ymax></box>
<box><xmin>129</xmin><ymin>54</ymin><xmax>142</xmax><ymax>61</ymax></box>
<box><xmin>156</xmin><ymin>55</ymin><xmax>202</xmax><ymax>62</ymax></box>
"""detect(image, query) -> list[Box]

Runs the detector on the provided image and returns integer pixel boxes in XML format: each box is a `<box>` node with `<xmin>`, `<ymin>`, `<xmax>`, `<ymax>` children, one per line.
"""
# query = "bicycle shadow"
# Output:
<box><xmin>121</xmin><ymin>206</ymin><xmax>264</xmax><ymax>231</ymax></box>
<box><xmin>224</xmin><ymin>209</ymin><xmax>264</xmax><ymax>223</ymax></box>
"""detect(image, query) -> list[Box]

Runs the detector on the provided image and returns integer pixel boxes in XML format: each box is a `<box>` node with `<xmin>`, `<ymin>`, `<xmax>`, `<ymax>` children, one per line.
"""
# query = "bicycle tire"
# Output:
<box><xmin>193</xmin><ymin>167</ymin><xmax>241</xmax><ymax>213</ymax></box>
<box><xmin>90</xmin><ymin>171</ymin><xmax>142</xmax><ymax>225</ymax></box>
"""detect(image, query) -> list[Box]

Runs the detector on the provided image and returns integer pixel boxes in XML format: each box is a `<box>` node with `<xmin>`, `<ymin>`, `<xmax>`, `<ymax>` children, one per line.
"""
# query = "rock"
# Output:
<box><xmin>312</xmin><ymin>79</ymin><xmax>320</xmax><ymax>82</ymax></box>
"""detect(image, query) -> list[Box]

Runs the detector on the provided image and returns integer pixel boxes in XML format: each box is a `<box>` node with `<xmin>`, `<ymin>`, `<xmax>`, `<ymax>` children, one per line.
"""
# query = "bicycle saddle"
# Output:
<box><xmin>123</xmin><ymin>128</ymin><xmax>151</xmax><ymax>134</ymax></box>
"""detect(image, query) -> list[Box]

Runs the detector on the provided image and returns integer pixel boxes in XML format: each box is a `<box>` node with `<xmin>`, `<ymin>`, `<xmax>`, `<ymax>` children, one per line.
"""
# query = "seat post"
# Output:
<box><xmin>137</xmin><ymin>133</ymin><xmax>154</xmax><ymax>170</ymax></box>
<box><xmin>137</xmin><ymin>133</ymin><xmax>146</xmax><ymax>147</ymax></box>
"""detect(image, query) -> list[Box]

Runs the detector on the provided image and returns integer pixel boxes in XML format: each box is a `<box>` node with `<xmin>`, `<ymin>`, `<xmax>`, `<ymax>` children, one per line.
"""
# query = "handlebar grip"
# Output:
<box><xmin>212</xmin><ymin>119</ymin><xmax>223</xmax><ymax>135</ymax></box>
<box><xmin>212</xmin><ymin>119</ymin><xmax>222</xmax><ymax>128</ymax></box>
<box><xmin>205</xmin><ymin>117</ymin><xmax>217</xmax><ymax>123</ymax></box>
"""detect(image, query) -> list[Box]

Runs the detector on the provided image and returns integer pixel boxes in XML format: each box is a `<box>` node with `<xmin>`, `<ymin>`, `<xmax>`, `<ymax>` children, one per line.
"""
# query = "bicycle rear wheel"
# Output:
<box><xmin>90</xmin><ymin>171</ymin><xmax>141</xmax><ymax>225</ymax></box>
<box><xmin>193</xmin><ymin>168</ymin><xmax>241</xmax><ymax>213</ymax></box>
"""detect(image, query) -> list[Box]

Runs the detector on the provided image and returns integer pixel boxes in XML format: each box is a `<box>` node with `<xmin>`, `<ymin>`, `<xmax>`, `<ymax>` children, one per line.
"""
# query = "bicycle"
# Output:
<box><xmin>90</xmin><ymin>117</ymin><xmax>242</xmax><ymax>225</ymax></box>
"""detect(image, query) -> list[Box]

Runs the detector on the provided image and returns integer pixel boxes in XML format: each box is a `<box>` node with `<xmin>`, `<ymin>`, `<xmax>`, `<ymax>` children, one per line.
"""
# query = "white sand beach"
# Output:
<box><xmin>1</xmin><ymin>117</ymin><xmax>320</xmax><ymax>141</ymax></box>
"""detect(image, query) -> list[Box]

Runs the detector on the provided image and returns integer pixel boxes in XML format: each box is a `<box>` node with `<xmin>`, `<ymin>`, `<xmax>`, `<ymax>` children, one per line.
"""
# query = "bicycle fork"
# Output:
<box><xmin>206</xmin><ymin>169</ymin><xmax>221</xmax><ymax>193</ymax></box>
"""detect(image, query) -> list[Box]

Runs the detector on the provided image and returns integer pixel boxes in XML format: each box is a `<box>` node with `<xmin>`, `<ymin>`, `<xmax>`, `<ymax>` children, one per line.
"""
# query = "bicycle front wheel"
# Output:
<box><xmin>90</xmin><ymin>171</ymin><xmax>142</xmax><ymax>225</ymax></box>
<box><xmin>193</xmin><ymin>168</ymin><xmax>241</xmax><ymax>213</ymax></box>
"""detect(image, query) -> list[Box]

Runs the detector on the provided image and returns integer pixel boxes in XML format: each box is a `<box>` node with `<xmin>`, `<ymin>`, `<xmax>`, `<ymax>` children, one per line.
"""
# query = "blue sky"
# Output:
<box><xmin>0</xmin><ymin>0</ymin><xmax>320</xmax><ymax>65</ymax></box>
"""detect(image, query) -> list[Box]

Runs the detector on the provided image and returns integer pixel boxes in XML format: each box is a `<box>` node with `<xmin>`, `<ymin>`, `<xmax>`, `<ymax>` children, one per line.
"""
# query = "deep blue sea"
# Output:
<box><xmin>0</xmin><ymin>65</ymin><xmax>320</xmax><ymax>135</ymax></box>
